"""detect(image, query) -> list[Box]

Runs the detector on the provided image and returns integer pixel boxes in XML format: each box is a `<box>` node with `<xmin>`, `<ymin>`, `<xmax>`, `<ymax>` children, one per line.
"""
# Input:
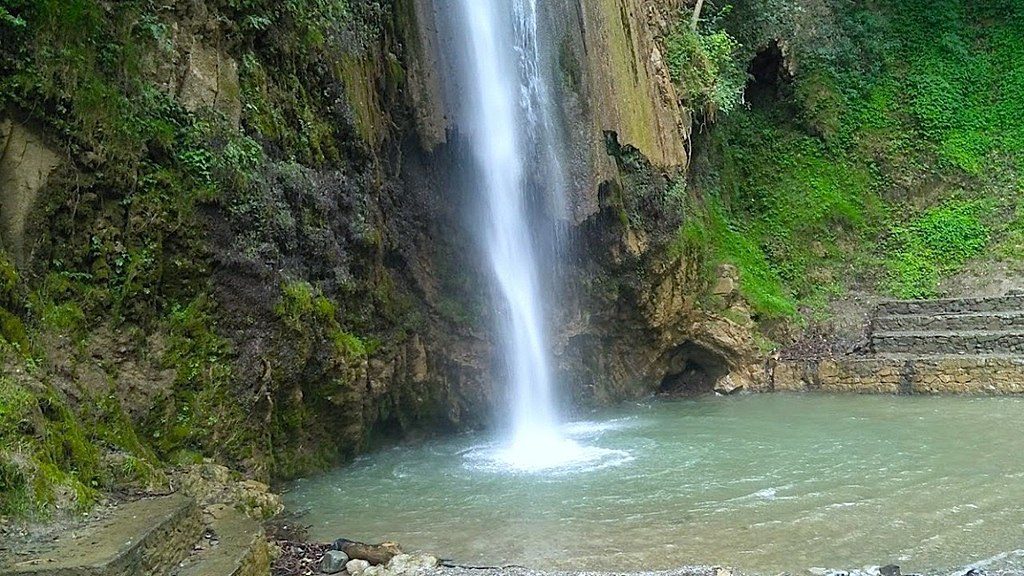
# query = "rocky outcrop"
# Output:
<box><xmin>0</xmin><ymin>119</ymin><xmax>60</xmax><ymax>265</ymax></box>
<box><xmin>177</xmin><ymin>40</ymin><xmax>242</xmax><ymax>126</ymax></box>
<box><xmin>175</xmin><ymin>463</ymin><xmax>283</xmax><ymax>521</ymax></box>
<box><xmin>553</xmin><ymin>134</ymin><xmax>765</xmax><ymax>404</ymax></box>
<box><xmin>547</xmin><ymin>0</ymin><xmax>691</xmax><ymax>220</ymax></box>
<box><xmin>397</xmin><ymin>0</ymin><xmax>759</xmax><ymax>407</ymax></box>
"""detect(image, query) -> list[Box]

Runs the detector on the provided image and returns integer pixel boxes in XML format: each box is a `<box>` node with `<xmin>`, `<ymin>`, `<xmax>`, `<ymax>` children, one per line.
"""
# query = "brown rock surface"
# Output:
<box><xmin>0</xmin><ymin>120</ymin><xmax>59</xmax><ymax>265</ymax></box>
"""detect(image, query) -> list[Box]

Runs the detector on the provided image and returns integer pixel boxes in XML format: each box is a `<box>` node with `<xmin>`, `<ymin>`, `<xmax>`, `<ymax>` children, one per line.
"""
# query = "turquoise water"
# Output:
<box><xmin>285</xmin><ymin>394</ymin><xmax>1024</xmax><ymax>574</ymax></box>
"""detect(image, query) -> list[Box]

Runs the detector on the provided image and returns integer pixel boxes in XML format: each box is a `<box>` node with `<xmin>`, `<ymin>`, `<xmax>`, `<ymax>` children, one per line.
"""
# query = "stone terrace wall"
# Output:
<box><xmin>772</xmin><ymin>357</ymin><xmax>1024</xmax><ymax>395</ymax></box>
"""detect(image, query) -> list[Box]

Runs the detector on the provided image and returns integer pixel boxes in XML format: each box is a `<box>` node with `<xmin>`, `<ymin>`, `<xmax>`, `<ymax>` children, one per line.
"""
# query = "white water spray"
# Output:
<box><xmin>451</xmin><ymin>0</ymin><xmax>617</xmax><ymax>471</ymax></box>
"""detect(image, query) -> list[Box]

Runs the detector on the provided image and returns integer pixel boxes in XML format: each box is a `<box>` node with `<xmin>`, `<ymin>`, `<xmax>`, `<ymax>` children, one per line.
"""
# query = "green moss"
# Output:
<box><xmin>148</xmin><ymin>295</ymin><xmax>257</xmax><ymax>467</ymax></box>
<box><xmin>274</xmin><ymin>280</ymin><xmax>368</xmax><ymax>362</ymax></box>
<box><xmin>0</xmin><ymin>256</ymin><xmax>17</xmax><ymax>302</ymax></box>
<box><xmin>0</xmin><ymin>377</ymin><xmax>102</xmax><ymax>517</ymax></box>
<box><xmin>0</xmin><ymin>309</ymin><xmax>29</xmax><ymax>351</ymax></box>
<box><xmin>884</xmin><ymin>200</ymin><xmax>991</xmax><ymax>298</ymax></box>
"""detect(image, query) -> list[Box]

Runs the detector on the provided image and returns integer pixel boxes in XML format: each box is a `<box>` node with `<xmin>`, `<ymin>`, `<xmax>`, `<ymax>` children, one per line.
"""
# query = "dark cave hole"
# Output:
<box><xmin>745</xmin><ymin>40</ymin><xmax>792</xmax><ymax>108</ymax></box>
<box><xmin>658</xmin><ymin>341</ymin><xmax>730</xmax><ymax>396</ymax></box>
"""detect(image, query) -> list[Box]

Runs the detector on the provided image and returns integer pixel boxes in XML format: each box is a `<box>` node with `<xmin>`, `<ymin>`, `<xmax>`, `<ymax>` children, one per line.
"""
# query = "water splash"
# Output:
<box><xmin>463</xmin><ymin>420</ymin><xmax>635</xmax><ymax>474</ymax></box>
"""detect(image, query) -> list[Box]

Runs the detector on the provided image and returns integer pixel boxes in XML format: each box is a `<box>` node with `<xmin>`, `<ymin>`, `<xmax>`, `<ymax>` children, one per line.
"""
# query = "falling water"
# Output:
<box><xmin>448</xmin><ymin>0</ymin><xmax>615</xmax><ymax>471</ymax></box>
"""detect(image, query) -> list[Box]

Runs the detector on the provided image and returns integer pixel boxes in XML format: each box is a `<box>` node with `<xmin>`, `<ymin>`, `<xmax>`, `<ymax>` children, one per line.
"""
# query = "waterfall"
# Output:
<box><xmin>445</xmin><ymin>0</ymin><xmax>623</xmax><ymax>472</ymax></box>
<box><xmin>457</xmin><ymin>0</ymin><xmax>560</xmax><ymax>464</ymax></box>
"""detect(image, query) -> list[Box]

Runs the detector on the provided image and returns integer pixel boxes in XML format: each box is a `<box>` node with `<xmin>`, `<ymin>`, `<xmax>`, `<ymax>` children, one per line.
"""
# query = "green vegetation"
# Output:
<box><xmin>677</xmin><ymin>0</ymin><xmax>1024</xmax><ymax>321</ymax></box>
<box><xmin>664</xmin><ymin>19</ymin><xmax>746</xmax><ymax>118</ymax></box>
<box><xmin>275</xmin><ymin>280</ymin><xmax>369</xmax><ymax>359</ymax></box>
<box><xmin>884</xmin><ymin>200</ymin><xmax>992</xmax><ymax>298</ymax></box>
<box><xmin>0</xmin><ymin>0</ymin><xmax>387</xmax><ymax>516</ymax></box>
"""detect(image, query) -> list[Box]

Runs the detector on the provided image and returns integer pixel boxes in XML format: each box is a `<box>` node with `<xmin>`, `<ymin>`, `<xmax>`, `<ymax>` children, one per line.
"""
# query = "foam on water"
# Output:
<box><xmin>463</xmin><ymin>436</ymin><xmax>633</xmax><ymax>474</ymax></box>
<box><xmin>464</xmin><ymin>420</ymin><xmax>635</xmax><ymax>474</ymax></box>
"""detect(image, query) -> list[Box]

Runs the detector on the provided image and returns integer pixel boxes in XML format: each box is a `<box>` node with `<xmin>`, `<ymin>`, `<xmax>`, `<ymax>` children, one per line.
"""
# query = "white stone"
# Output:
<box><xmin>346</xmin><ymin>559</ymin><xmax>372</xmax><ymax>576</ymax></box>
<box><xmin>387</xmin><ymin>554</ymin><xmax>438</xmax><ymax>575</ymax></box>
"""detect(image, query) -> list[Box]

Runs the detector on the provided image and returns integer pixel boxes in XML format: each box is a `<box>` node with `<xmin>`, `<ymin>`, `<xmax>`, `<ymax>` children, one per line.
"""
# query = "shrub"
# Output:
<box><xmin>665</xmin><ymin>26</ymin><xmax>746</xmax><ymax>118</ymax></box>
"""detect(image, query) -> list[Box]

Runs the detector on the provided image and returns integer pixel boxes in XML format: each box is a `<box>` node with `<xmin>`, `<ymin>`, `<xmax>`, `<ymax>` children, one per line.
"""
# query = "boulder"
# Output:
<box><xmin>712</xmin><ymin>276</ymin><xmax>736</xmax><ymax>296</ymax></box>
<box><xmin>387</xmin><ymin>554</ymin><xmax>439</xmax><ymax>575</ymax></box>
<box><xmin>713</xmin><ymin>374</ymin><xmax>745</xmax><ymax>395</ymax></box>
<box><xmin>320</xmin><ymin>550</ymin><xmax>350</xmax><ymax>574</ymax></box>
<box><xmin>334</xmin><ymin>539</ymin><xmax>403</xmax><ymax>565</ymax></box>
<box><xmin>347</xmin><ymin>559</ymin><xmax>372</xmax><ymax>576</ymax></box>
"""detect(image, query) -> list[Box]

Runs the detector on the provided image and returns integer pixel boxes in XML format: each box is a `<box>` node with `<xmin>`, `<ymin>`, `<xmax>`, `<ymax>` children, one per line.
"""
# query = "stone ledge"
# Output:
<box><xmin>171</xmin><ymin>504</ymin><xmax>269</xmax><ymax>576</ymax></box>
<box><xmin>870</xmin><ymin>330</ymin><xmax>1024</xmax><ymax>355</ymax></box>
<box><xmin>0</xmin><ymin>494</ymin><xmax>202</xmax><ymax>576</ymax></box>
<box><xmin>874</xmin><ymin>310</ymin><xmax>1024</xmax><ymax>332</ymax></box>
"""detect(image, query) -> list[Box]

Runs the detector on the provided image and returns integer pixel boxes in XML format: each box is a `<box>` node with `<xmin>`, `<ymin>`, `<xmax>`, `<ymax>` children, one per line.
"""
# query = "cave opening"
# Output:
<box><xmin>745</xmin><ymin>40</ymin><xmax>792</xmax><ymax>108</ymax></box>
<box><xmin>658</xmin><ymin>341</ymin><xmax>731</xmax><ymax>396</ymax></box>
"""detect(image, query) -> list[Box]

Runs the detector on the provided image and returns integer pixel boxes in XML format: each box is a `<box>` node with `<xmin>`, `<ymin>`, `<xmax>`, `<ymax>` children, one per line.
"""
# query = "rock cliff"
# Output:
<box><xmin>0</xmin><ymin>0</ymin><xmax>762</xmax><ymax>517</ymax></box>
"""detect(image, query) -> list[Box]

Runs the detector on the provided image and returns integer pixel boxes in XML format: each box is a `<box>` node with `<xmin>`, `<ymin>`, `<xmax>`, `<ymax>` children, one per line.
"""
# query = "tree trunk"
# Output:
<box><xmin>690</xmin><ymin>0</ymin><xmax>705</xmax><ymax>30</ymax></box>
<box><xmin>332</xmin><ymin>539</ymin><xmax>404</xmax><ymax>565</ymax></box>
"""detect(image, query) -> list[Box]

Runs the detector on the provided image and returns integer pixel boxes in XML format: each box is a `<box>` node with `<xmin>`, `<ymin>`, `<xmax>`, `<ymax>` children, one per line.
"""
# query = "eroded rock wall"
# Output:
<box><xmin>545</xmin><ymin>0</ymin><xmax>691</xmax><ymax>221</ymax></box>
<box><xmin>402</xmin><ymin>0</ymin><xmax>763</xmax><ymax>407</ymax></box>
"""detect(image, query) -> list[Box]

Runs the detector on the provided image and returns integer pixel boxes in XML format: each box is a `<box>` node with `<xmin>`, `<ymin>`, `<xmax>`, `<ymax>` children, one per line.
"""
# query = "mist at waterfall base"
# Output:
<box><xmin>447</xmin><ymin>0</ymin><xmax>621</xmax><ymax>472</ymax></box>
<box><xmin>287</xmin><ymin>395</ymin><xmax>1024</xmax><ymax>574</ymax></box>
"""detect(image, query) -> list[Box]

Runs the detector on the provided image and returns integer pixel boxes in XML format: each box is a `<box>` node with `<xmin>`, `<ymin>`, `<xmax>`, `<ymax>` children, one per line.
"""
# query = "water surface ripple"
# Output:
<box><xmin>286</xmin><ymin>395</ymin><xmax>1024</xmax><ymax>574</ymax></box>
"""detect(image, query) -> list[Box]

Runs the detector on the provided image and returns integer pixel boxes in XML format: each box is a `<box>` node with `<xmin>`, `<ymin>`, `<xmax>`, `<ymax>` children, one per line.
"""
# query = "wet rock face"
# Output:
<box><xmin>390</xmin><ymin>0</ymin><xmax>764</xmax><ymax>414</ymax></box>
<box><xmin>554</xmin><ymin>138</ymin><xmax>764</xmax><ymax>405</ymax></box>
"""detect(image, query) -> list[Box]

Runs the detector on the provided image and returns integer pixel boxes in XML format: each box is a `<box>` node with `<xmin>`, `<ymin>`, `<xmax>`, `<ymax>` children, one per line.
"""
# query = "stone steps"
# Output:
<box><xmin>873</xmin><ymin>310</ymin><xmax>1024</xmax><ymax>332</ymax></box>
<box><xmin>871</xmin><ymin>329</ymin><xmax>1024</xmax><ymax>355</ymax></box>
<box><xmin>875</xmin><ymin>294</ymin><xmax>1024</xmax><ymax>316</ymax></box>
<box><xmin>774</xmin><ymin>294</ymin><xmax>1024</xmax><ymax>394</ymax></box>
<box><xmin>0</xmin><ymin>495</ymin><xmax>202</xmax><ymax>576</ymax></box>
<box><xmin>171</xmin><ymin>505</ymin><xmax>270</xmax><ymax>576</ymax></box>
<box><xmin>0</xmin><ymin>495</ymin><xmax>269</xmax><ymax>576</ymax></box>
